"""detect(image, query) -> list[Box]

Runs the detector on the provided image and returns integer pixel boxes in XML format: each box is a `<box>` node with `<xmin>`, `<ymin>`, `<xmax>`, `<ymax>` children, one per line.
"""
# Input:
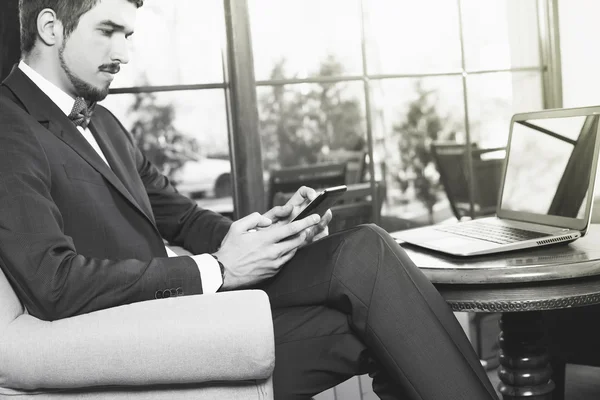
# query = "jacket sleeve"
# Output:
<box><xmin>0</xmin><ymin>102</ymin><xmax>205</xmax><ymax>321</ymax></box>
<box><xmin>104</xmin><ymin>107</ymin><xmax>233</xmax><ymax>255</ymax></box>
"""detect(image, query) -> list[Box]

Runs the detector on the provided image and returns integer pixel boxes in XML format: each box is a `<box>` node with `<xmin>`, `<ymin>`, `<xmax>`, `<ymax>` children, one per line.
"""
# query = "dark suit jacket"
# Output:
<box><xmin>0</xmin><ymin>66</ymin><xmax>232</xmax><ymax>321</ymax></box>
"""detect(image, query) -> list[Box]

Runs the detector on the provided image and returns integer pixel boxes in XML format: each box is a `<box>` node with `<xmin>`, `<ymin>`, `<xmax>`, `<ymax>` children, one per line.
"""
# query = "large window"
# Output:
<box><xmin>249</xmin><ymin>0</ymin><xmax>558</xmax><ymax>228</ymax></box>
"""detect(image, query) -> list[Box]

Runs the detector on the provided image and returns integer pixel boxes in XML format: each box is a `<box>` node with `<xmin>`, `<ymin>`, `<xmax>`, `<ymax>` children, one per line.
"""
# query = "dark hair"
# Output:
<box><xmin>19</xmin><ymin>0</ymin><xmax>144</xmax><ymax>55</ymax></box>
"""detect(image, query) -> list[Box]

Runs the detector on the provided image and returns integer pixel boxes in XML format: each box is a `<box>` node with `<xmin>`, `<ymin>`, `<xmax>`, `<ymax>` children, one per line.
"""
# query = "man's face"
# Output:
<box><xmin>57</xmin><ymin>0</ymin><xmax>137</xmax><ymax>102</ymax></box>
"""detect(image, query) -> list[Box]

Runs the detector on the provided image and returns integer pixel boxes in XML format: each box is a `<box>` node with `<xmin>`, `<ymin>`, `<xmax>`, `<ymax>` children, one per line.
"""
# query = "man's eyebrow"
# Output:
<box><xmin>98</xmin><ymin>20</ymin><xmax>134</xmax><ymax>35</ymax></box>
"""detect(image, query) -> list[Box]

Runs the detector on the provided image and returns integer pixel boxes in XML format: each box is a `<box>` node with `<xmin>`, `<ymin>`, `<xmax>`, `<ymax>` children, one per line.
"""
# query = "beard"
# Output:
<box><xmin>59</xmin><ymin>43</ymin><xmax>111</xmax><ymax>102</ymax></box>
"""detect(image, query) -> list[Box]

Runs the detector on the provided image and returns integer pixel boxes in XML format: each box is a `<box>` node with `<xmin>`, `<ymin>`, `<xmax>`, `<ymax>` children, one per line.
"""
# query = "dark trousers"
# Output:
<box><xmin>258</xmin><ymin>224</ymin><xmax>498</xmax><ymax>400</ymax></box>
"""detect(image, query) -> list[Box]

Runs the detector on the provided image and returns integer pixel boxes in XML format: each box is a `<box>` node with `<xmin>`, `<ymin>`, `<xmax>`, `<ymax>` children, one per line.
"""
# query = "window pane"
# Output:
<box><xmin>249</xmin><ymin>0</ymin><xmax>363</xmax><ymax>80</ymax></box>
<box><xmin>100</xmin><ymin>90</ymin><xmax>233</xmax><ymax>213</ymax></box>
<box><xmin>111</xmin><ymin>1</ymin><xmax>225</xmax><ymax>88</ymax></box>
<box><xmin>370</xmin><ymin>77</ymin><xmax>466</xmax><ymax>226</ymax></box>
<box><xmin>461</xmin><ymin>0</ymin><xmax>540</xmax><ymax>71</ymax></box>
<box><xmin>467</xmin><ymin>71</ymin><xmax>543</xmax><ymax>148</ymax></box>
<box><xmin>257</xmin><ymin>81</ymin><xmax>367</xmax><ymax>172</ymax></box>
<box><xmin>364</xmin><ymin>0</ymin><xmax>462</xmax><ymax>74</ymax></box>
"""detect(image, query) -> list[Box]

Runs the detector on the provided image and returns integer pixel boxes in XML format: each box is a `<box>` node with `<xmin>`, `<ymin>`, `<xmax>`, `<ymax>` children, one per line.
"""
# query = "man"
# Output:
<box><xmin>0</xmin><ymin>0</ymin><xmax>498</xmax><ymax>399</ymax></box>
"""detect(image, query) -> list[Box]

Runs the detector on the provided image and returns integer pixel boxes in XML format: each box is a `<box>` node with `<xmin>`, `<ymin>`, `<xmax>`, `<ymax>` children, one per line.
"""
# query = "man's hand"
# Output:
<box><xmin>213</xmin><ymin>211</ymin><xmax>321</xmax><ymax>290</ymax></box>
<box><xmin>263</xmin><ymin>186</ymin><xmax>332</xmax><ymax>244</ymax></box>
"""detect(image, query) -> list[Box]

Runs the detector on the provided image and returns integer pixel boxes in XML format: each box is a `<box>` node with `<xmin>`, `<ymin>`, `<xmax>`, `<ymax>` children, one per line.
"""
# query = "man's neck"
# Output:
<box><xmin>18</xmin><ymin>60</ymin><xmax>78</xmax><ymax>116</ymax></box>
<box><xmin>22</xmin><ymin>54</ymin><xmax>76</xmax><ymax>99</ymax></box>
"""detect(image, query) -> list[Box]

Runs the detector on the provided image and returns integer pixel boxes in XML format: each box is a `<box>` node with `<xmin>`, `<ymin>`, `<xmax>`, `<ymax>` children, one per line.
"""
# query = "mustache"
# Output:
<box><xmin>99</xmin><ymin>63</ymin><xmax>121</xmax><ymax>74</ymax></box>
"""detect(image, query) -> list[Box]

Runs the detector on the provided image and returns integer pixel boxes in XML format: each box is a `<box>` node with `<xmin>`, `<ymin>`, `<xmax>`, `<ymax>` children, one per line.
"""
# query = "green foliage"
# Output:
<box><xmin>258</xmin><ymin>55</ymin><xmax>365</xmax><ymax>170</ymax></box>
<box><xmin>128</xmin><ymin>92</ymin><xmax>199</xmax><ymax>180</ymax></box>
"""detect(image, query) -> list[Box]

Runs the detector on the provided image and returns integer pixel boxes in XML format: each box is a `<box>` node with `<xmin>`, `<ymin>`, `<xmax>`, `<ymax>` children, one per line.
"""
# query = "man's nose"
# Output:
<box><xmin>110</xmin><ymin>37</ymin><xmax>130</xmax><ymax>65</ymax></box>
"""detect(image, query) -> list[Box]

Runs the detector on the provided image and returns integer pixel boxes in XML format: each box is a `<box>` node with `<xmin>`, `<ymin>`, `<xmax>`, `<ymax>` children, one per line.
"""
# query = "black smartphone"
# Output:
<box><xmin>291</xmin><ymin>185</ymin><xmax>347</xmax><ymax>222</ymax></box>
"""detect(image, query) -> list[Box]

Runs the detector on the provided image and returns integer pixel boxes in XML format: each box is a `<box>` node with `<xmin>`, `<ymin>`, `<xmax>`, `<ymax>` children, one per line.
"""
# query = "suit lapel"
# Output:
<box><xmin>2</xmin><ymin>66</ymin><xmax>156</xmax><ymax>226</ymax></box>
<box><xmin>89</xmin><ymin>120</ymin><xmax>155</xmax><ymax>223</ymax></box>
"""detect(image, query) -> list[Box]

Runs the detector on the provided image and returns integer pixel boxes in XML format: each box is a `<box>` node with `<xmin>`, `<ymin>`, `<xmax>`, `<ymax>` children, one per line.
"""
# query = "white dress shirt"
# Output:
<box><xmin>18</xmin><ymin>61</ymin><xmax>223</xmax><ymax>294</ymax></box>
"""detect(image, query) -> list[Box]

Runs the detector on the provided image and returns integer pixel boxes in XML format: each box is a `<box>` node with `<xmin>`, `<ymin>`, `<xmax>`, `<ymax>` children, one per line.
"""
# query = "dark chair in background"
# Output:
<box><xmin>268</xmin><ymin>162</ymin><xmax>347</xmax><ymax>208</ymax></box>
<box><xmin>328</xmin><ymin>182</ymin><xmax>386</xmax><ymax>233</ymax></box>
<box><xmin>345</xmin><ymin>151</ymin><xmax>368</xmax><ymax>184</ymax></box>
<box><xmin>430</xmin><ymin>142</ymin><xmax>505</xmax><ymax>221</ymax></box>
<box><xmin>319</xmin><ymin>150</ymin><xmax>368</xmax><ymax>184</ymax></box>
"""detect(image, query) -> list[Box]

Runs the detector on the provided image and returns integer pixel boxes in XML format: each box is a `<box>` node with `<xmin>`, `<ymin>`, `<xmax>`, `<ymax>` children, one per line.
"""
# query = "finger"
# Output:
<box><xmin>298</xmin><ymin>186</ymin><xmax>318</xmax><ymax>201</ymax></box>
<box><xmin>256</xmin><ymin>217</ymin><xmax>273</xmax><ymax>229</ymax></box>
<box><xmin>263</xmin><ymin>204</ymin><xmax>293</xmax><ymax>221</ymax></box>
<box><xmin>233</xmin><ymin>212</ymin><xmax>272</xmax><ymax>232</ymax></box>
<box><xmin>306</xmin><ymin>223</ymin><xmax>328</xmax><ymax>243</ymax></box>
<box><xmin>269</xmin><ymin>214</ymin><xmax>320</xmax><ymax>242</ymax></box>
<box><xmin>313</xmin><ymin>226</ymin><xmax>329</xmax><ymax>241</ymax></box>
<box><xmin>287</xmin><ymin>186</ymin><xmax>317</xmax><ymax>206</ymax></box>
<box><xmin>319</xmin><ymin>209</ymin><xmax>333</xmax><ymax>228</ymax></box>
<box><xmin>304</xmin><ymin>210</ymin><xmax>332</xmax><ymax>243</ymax></box>
<box><xmin>301</xmin><ymin>225</ymin><xmax>317</xmax><ymax>243</ymax></box>
<box><xmin>273</xmin><ymin>231</ymin><xmax>307</xmax><ymax>255</ymax></box>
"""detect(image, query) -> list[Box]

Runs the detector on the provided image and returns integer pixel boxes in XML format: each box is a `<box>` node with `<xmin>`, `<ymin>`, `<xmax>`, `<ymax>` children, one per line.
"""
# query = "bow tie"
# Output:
<box><xmin>68</xmin><ymin>97</ymin><xmax>96</xmax><ymax>129</ymax></box>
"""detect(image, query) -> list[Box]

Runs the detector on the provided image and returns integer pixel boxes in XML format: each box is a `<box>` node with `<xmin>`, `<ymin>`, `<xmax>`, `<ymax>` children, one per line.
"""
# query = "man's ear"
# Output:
<box><xmin>36</xmin><ymin>8</ymin><xmax>63</xmax><ymax>47</ymax></box>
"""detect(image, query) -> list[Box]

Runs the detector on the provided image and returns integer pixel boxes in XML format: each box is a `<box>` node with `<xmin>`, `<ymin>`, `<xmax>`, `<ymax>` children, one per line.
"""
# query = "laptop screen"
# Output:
<box><xmin>499</xmin><ymin>109</ymin><xmax>600</xmax><ymax>229</ymax></box>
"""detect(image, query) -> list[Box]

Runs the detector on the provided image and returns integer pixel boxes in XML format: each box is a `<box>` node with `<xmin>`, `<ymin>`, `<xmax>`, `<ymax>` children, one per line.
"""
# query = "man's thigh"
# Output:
<box><xmin>272</xmin><ymin>305</ymin><xmax>369</xmax><ymax>399</ymax></box>
<box><xmin>259</xmin><ymin>225</ymin><xmax>387</xmax><ymax>309</ymax></box>
<box><xmin>257</xmin><ymin>228</ymin><xmax>349</xmax><ymax>308</ymax></box>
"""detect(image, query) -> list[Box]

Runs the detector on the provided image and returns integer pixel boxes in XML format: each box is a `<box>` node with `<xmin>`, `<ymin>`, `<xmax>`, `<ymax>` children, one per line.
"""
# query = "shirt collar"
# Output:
<box><xmin>18</xmin><ymin>60</ymin><xmax>76</xmax><ymax>117</ymax></box>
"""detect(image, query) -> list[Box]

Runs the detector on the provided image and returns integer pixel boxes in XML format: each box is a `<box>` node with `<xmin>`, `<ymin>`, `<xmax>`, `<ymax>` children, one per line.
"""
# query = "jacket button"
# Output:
<box><xmin>176</xmin><ymin>287</ymin><xmax>184</xmax><ymax>296</ymax></box>
<box><xmin>170</xmin><ymin>288</ymin><xmax>178</xmax><ymax>297</ymax></box>
<box><xmin>155</xmin><ymin>290</ymin><xmax>163</xmax><ymax>299</ymax></box>
<box><xmin>163</xmin><ymin>289</ymin><xmax>171</xmax><ymax>298</ymax></box>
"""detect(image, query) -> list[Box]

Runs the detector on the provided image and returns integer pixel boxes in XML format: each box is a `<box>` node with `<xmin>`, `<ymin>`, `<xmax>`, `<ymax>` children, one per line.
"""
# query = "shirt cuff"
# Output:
<box><xmin>190</xmin><ymin>253</ymin><xmax>224</xmax><ymax>294</ymax></box>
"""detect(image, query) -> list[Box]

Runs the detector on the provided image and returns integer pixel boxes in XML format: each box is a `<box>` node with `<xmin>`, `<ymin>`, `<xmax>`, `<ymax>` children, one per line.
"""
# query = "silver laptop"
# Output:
<box><xmin>392</xmin><ymin>106</ymin><xmax>600</xmax><ymax>256</ymax></box>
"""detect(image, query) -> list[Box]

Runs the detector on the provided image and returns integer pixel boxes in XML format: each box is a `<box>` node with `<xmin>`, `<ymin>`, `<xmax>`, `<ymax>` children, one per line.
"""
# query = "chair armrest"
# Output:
<box><xmin>0</xmin><ymin>290</ymin><xmax>274</xmax><ymax>390</ymax></box>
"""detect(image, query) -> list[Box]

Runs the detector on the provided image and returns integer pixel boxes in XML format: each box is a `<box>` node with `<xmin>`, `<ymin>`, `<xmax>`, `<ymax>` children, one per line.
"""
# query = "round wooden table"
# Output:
<box><xmin>396</xmin><ymin>224</ymin><xmax>600</xmax><ymax>400</ymax></box>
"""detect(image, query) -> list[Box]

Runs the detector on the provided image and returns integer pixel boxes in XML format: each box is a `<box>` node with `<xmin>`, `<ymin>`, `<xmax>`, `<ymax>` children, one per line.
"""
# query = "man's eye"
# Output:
<box><xmin>100</xmin><ymin>29</ymin><xmax>113</xmax><ymax>36</ymax></box>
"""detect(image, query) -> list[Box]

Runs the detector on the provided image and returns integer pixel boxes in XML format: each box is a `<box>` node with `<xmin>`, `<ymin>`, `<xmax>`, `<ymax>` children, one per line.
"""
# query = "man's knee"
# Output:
<box><xmin>335</xmin><ymin>223</ymin><xmax>416</xmax><ymax>275</ymax></box>
<box><xmin>331</xmin><ymin>223</ymin><xmax>400</xmax><ymax>276</ymax></box>
<box><xmin>341</xmin><ymin>223</ymin><xmax>392</xmax><ymax>247</ymax></box>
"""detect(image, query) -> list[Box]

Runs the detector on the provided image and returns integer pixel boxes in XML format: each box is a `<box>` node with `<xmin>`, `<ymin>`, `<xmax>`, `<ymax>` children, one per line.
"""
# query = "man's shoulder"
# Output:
<box><xmin>0</xmin><ymin>89</ymin><xmax>21</xmax><ymax>109</ymax></box>
<box><xmin>0</xmin><ymin>95</ymin><xmax>48</xmax><ymax>172</ymax></box>
<box><xmin>0</xmin><ymin>94</ymin><xmax>34</xmax><ymax>127</ymax></box>
<box><xmin>0</xmin><ymin>94</ymin><xmax>46</xmax><ymax>153</ymax></box>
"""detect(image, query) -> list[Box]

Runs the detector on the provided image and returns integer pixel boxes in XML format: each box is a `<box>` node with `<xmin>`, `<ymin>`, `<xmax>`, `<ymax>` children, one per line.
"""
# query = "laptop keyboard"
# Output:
<box><xmin>434</xmin><ymin>221</ymin><xmax>548</xmax><ymax>245</ymax></box>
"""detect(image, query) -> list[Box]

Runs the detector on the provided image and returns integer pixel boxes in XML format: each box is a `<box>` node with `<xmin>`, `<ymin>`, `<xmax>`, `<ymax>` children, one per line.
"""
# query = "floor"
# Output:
<box><xmin>314</xmin><ymin>363</ymin><xmax>600</xmax><ymax>399</ymax></box>
<box><xmin>563</xmin><ymin>364</ymin><xmax>600</xmax><ymax>399</ymax></box>
<box><xmin>486</xmin><ymin>364</ymin><xmax>600</xmax><ymax>400</ymax></box>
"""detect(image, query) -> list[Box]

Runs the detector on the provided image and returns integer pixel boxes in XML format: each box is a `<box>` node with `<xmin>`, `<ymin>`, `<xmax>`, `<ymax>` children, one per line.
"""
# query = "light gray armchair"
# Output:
<box><xmin>0</xmin><ymin>267</ymin><xmax>275</xmax><ymax>399</ymax></box>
